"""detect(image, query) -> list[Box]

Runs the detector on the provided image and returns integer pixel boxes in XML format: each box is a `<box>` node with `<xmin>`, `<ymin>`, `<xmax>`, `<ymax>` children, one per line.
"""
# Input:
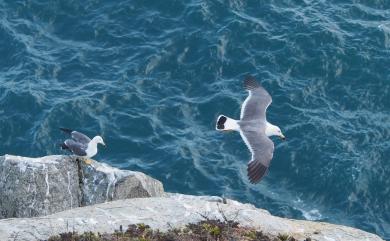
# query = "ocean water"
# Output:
<box><xmin>0</xmin><ymin>0</ymin><xmax>389</xmax><ymax>239</ymax></box>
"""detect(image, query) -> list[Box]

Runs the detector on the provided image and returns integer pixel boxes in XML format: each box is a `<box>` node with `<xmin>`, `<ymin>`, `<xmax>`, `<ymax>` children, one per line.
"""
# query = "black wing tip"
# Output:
<box><xmin>59</xmin><ymin>142</ymin><xmax>69</xmax><ymax>150</ymax></box>
<box><xmin>247</xmin><ymin>160</ymin><xmax>268</xmax><ymax>184</ymax></box>
<box><xmin>216</xmin><ymin>115</ymin><xmax>227</xmax><ymax>130</ymax></box>
<box><xmin>243</xmin><ymin>75</ymin><xmax>260</xmax><ymax>90</ymax></box>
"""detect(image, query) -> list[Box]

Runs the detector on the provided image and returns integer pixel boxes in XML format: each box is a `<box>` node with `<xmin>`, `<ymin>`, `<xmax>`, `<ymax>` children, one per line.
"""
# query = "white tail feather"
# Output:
<box><xmin>216</xmin><ymin>115</ymin><xmax>240</xmax><ymax>131</ymax></box>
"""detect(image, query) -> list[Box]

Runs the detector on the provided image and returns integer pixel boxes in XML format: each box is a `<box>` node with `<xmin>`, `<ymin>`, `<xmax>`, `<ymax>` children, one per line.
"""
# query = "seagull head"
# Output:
<box><xmin>92</xmin><ymin>136</ymin><xmax>106</xmax><ymax>147</ymax></box>
<box><xmin>267</xmin><ymin>124</ymin><xmax>286</xmax><ymax>141</ymax></box>
<box><xmin>276</xmin><ymin>127</ymin><xmax>286</xmax><ymax>141</ymax></box>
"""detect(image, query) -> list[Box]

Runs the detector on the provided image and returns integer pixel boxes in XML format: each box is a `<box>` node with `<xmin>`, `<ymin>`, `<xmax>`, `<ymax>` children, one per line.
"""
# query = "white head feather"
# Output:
<box><xmin>265</xmin><ymin>122</ymin><xmax>285</xmax><ymax>140</ymax></box>
<box><xmin>91</xmin><ymin>136</ymin><xmax>105</xmax><ymax>146</ymax></box>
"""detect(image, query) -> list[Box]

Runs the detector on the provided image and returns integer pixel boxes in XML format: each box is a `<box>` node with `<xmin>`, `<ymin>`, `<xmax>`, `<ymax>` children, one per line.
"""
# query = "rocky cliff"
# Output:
<box><xmin>0</xmin><ymin>155</ymin><xmax>384</xmax><ymax>241</ymax></box>
<box><xmin>0</xmin><ymin>155</ymin><xmax>164</xmax><ymax>218</ymax></box>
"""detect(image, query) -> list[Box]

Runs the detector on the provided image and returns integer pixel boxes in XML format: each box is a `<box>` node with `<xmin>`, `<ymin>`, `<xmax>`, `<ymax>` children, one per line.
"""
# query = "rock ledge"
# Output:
<box><xmin>0</xmin><ymin>194</ymin><xmax>384</xmax><ymax>241</ymax></box>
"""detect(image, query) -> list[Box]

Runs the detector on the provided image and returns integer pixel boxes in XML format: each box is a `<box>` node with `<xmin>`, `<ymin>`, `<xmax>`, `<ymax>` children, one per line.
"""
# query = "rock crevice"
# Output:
<box><xmin>76</xmin><ymin>158</ymin><xmax>85</xmax><ymax>206</ymax></box>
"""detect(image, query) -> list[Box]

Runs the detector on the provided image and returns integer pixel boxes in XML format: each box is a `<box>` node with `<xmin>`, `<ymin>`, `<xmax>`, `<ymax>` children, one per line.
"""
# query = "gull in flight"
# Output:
<box><xmin>216</xmin><ymin>76</ymin><xmax>285</xmax><ymax>184</ymax></box>
<box><xmin>60</xmin><ymin>128</ymin><xmax>105</xmax><ymax>164</ymax></box>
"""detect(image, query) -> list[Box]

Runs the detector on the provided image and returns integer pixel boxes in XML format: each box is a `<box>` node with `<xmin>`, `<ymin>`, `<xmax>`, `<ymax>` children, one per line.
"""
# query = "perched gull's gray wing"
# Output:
<box><xmin>64</xmin><ymin>139</ymin><xmax>87</xmax><ymax>156</ymax></box>
<box><xmin>240</xmin><ymin>76</ymin><xmax>272</xmax><ymax>121</ymax></box>
<box><xmin>240</xmin><ymin>129</ymin><xmax>274</xmax><ymax>184</ymax></box>
<box><xmin>60</xmin><ymin>128</ymin><xmax>91</xmax><ymax>144</ymax></box>
<box><xmin>70</xmin><ymin>131</ymin><xmax>91</xmax><ymax>144</ymax></box>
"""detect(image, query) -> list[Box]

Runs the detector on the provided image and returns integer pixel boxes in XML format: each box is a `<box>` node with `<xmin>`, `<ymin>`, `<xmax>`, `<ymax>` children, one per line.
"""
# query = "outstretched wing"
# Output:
<box><xmin>240</xmin><ymin>129</ymin><xmax>274</xmax><ymax>184</ymax></box>
<box><xmin>60</xmin><ymin>128</ymin><xmax>91</xmax><ymax>144</ymax></box>
<box><xmin>240</xmin><ymin>76</ymin><xmax>272</xmax><ymax>121</ymax></box>
<box><xmin>64</xmin><ymin>139</ymin><xmax>87</xmax><ymax>156</ymax></box>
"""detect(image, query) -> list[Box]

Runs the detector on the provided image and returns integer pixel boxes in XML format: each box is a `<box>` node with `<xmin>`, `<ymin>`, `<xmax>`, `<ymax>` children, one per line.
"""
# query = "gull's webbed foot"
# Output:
<box><xmin>84</xmin><ymin>159</ymin><xmax>93</xmax><ymax>165</ymax></box>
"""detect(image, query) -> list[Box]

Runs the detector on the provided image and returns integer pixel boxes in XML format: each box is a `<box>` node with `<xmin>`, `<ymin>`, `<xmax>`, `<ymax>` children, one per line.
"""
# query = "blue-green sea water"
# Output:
<box><xmin>0</xmin><ymin>0</ymin><xmax>389</xmax><ymax>239</ymax></box>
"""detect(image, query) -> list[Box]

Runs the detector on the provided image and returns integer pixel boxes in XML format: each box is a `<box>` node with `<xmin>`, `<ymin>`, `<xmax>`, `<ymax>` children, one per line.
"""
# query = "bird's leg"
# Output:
<box><xmin>84</xmin><ymin>158</ymin><xmax>93</xmax><ymax>165</ymax></box>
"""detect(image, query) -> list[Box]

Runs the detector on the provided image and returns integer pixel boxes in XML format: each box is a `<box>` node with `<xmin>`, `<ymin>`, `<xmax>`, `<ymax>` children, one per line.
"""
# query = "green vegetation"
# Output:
<box><xmin>277</xmin><ymin>233</ymin><xmax>293</xmax><ymax>241</ymax></box>
<box><xmin>48</xmin><ymin>219</ymin><xmax>308</xmax><ymax>241</ymax></box>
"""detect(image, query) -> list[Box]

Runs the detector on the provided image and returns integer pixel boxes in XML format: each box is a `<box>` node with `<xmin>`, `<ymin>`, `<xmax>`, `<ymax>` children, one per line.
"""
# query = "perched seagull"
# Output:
<box><xmin>216</xmin><ymin>76</ymin><xmax>285</xmax><ymax>184</ymax></box>
<box><xmin>60</xmin><ymin>128</ymin><xmax>105</xmax><ymax>164</ymax></box>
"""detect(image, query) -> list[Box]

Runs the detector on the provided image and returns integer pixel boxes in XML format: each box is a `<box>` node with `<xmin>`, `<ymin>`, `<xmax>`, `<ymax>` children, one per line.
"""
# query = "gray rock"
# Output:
<box><xmin>0</xmin><ymin>194</ymin><xmax>383</xmax><ymax>241</ymax></box>
<box><xmin>0</xmin><ymin>155</ymin><xmax>164</xmax><ymax>218</ymax></box>
<box><xmin>0</xmin><ymin>155</ymin><xmax>80</xmax><ymax>219</ymax></box>
<box><xmin>81</xmin><ymin>160</ymin><xmax>165</xmax><ymax>205</ymax></box>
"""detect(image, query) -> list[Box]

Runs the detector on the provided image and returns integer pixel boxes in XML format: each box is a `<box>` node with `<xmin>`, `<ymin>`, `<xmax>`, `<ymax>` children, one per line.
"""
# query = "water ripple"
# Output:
<box><xmin>0</xmin><ymin>0</ymin><xmax>389</xmax><ymax>239</ymax></box>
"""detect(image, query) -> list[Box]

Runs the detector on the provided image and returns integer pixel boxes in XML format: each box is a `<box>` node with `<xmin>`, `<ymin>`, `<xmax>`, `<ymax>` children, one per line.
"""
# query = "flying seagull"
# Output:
<box><xmin>60</xmin><ymin>128</ymin><xmax>105</xmax><ymax>164</ymax></box>
<box><xmin>216</xmin><ymin>76</ymin><xmax>285</xmax><ymax>184</ymax></box>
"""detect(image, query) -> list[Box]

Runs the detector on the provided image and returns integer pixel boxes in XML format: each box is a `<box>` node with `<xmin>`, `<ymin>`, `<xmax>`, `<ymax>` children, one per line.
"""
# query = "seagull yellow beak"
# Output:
<box><xmin>280</xmin><ymin>135</ymin><xmax>286</xmax><ymax>141</ymax></box>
